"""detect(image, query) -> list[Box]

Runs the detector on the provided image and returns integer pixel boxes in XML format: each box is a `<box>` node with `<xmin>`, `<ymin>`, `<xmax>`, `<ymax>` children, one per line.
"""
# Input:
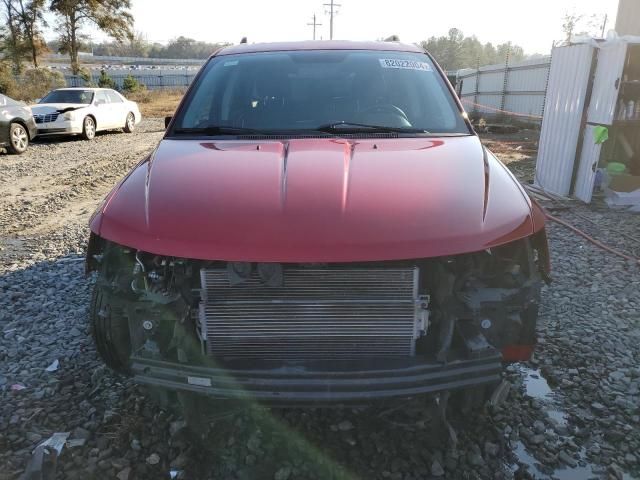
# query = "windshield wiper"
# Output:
<box><xmin>172</xmin><ymin>126</ymin><xmax>266</xmax><ymax>135</ymax></box>
<box><xmin>315</xmin><ymin>122</ymin><xmax>429</xmax><ymax>134</ymax></box>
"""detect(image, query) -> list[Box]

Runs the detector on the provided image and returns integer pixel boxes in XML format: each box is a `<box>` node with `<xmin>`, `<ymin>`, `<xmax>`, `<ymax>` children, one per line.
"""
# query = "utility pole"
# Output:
<box><xmin>307</xmin><ymin>14</ymin><xmax>322</xmax><ymax>40</ymax></box>
<box><xmin>323</xmin><ymin>0</ymin><xmax>341</xmax><ymax>40</ymax></box>
<box><xmin>600</xmin><ymin>13</ymin><xmax>608</xmax><ymax>37</ymax></box>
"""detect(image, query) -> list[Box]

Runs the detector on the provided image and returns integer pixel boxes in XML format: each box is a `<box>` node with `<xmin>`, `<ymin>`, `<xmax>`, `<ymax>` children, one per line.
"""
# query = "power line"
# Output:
<box><xmin>323</xmin><ymin>0</ymin><xmax>341</xmax><ymax>40</ymax></box>
<box><xmin>307</xmin><ymin>13</ymin><xmax>322</xmax><ymax>40</ymax></box>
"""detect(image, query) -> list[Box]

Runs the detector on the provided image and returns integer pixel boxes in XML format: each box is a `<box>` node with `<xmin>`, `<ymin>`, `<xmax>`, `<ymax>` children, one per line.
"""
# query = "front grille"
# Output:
<box><xmin>199</xmin><ymin>266</ymin><xmax>427</xmax><ymax>360</ymax></box>
<box><xmin>34</xmin><ymin>113</ymin><xmax>59</xmax><ymax>124</ymax></box>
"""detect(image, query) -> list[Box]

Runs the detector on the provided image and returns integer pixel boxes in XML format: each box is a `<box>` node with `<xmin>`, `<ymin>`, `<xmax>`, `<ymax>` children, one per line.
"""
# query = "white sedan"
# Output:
<box><xmin>31</xmin><ymin>88</ymin><xmax>142</xmax><ymax>140</ymax></box>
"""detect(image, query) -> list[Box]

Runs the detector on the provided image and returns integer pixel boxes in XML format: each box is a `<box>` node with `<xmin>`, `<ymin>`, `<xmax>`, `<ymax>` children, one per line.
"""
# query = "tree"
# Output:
<box><xmin>97</xmin><ymin>68</ymin><xmax>115</xmax><ymax>88</ymax></box>
<box><xmin>561</xmin><ymin>11</ymin><xmax>605</xmax><ymax>43</ymax></box>
<box><xmin>15</xmin><ymin>0</ymin><xmax>47</xmax><ymax>67</ymax></box>
<box><xmin>122</xmin><ymin>73</ymin><xmax>142</xmax><ymax>93</ymax></box>
<box><xmin>562</xmin><ymin>12</ymin><xmax>582</xmax><ymax>43</ymax></box>
<box><xmin>420</xmin><ymin>28</ymin><xmax>527</xmax><ymax>71</ymax></box>
<box><xmin>0</xmin><ymin>0</ymin><xmax>27</xmax><ymax>74</ymax></box>
<box><xmin>50</xmin><ymin>0</ymin><xmax>133</xmax><ymax>74</ymax></box>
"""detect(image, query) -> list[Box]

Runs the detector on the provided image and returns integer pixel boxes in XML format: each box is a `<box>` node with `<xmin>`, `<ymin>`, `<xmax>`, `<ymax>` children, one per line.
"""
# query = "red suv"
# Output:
<box><xmin>87</xmin><ymin>41</ymin><xmax>549</xmax><ymax>407</ymax></box>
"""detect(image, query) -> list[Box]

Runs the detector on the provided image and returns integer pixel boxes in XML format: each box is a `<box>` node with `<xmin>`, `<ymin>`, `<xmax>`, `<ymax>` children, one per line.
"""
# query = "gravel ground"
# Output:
<box><xmin>1</xmin><ymin>123</ymin><xmax>639</xmax><ymax>479</ymax></box>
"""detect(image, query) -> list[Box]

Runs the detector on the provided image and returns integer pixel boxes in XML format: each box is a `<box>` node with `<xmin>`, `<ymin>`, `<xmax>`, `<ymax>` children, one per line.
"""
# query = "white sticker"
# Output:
<box><xmin>379</xmin><ymin>58</ymin><xmax>432</xmax><ymax>71</ymax></box>
<box><xmin>224</xmin><ymin>60</ymin><xmax>239</xmax><ymax>66</ymax></box>
<box><xmin>187</xmin><ymin>376</ymin><xmax>212</xmax><ymax>387</ymax></box>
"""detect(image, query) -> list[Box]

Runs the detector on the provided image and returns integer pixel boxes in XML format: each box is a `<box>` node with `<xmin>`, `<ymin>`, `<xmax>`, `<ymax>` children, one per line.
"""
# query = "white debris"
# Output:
<box><xmin>45</xmin><ymin>359</ymin><xmax>59</xmax><ymax>372</ymax></box>
<box><xmin>39</xmin><ymin>432</ymin><xmax>70</xmax><ymax>455</ymax></box>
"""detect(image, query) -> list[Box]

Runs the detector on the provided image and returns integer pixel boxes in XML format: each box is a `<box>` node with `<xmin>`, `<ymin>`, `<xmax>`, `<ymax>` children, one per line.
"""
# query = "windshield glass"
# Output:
<box><xmin>40</xmin><ymin>89</ymin><xmax>94</xmax><ymax>104</ymax></box>
<box><xmin>172</xmin><ymin>50</ymin><xmax>469</xmax><ymax>135</ymax></box>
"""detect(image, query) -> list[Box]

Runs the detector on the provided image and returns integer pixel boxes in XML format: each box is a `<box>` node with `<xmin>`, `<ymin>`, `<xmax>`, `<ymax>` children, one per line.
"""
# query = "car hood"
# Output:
<box><xmin>90</xmin><ymin>136</ymin><xmax>539</xmax><ymax>262</ymax></box>
<box><xmin>31</xmin><ymin>103</ymin><xmax>88</xmax><ymax>113</ymax></box>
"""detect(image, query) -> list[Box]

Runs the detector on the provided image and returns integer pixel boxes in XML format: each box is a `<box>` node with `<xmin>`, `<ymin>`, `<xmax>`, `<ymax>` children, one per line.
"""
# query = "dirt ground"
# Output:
<box><xmin>0</xmin><ymin>119</ymin><xmax>165</xmax><ymax>263</ymax></box>
<box><xmin>482</xmin><ymin>128</ymin><xmax>539</xmax><ymax>184</ymax></box>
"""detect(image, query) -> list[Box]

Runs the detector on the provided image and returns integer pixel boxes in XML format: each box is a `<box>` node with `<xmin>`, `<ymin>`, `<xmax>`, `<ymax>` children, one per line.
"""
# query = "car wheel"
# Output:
<box><xmin>7</xmin><ymin>123</ymin><xmax>29</xmax><ymax>154</ymax></box>
<box><xmin>123</xmin><ymin>112</ymin><xmax>135</xmax><ymax>133</ymax></box>
<box><xmin>90</xmin><ymin>285</ymin><xmax>131</xmax><ymax>373</ymax></box>
<box><xmin>82</xmin><ymin>116</ymin><xmax>96</xmax><ymax>140</ymax></box>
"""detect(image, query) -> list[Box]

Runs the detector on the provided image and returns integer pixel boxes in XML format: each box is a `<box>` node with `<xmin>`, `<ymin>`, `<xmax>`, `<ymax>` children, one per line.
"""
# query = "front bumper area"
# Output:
<box><xmin>131</xmin><ymin>354</ymin><xmax>502</xmax><ymax>404</ymax></box>
<box><xmin>37</xmin><ymin>119</ymin><xmax>82</xmax><ymax>135</ymax></box>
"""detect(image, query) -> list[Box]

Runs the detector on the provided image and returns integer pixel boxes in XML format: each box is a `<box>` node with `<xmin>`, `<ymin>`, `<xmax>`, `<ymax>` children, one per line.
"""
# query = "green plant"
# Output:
<box><xmin>0</xmin><ymin>63</ymin><xmax>19</xmax><ymax>96</ymax></box>
<box><xmin>17</xmin><ymin>68</ymin><xmax>65</xmax><ymax>101</ymax></box>
<box><xmin>97</xmin><ymin>69</ymin><xmax>116</xmax><ymax>89</ymax></box>
<box><xmin>122</xmin><ymin>73</ymin><xmax>143</xmax><ymax>93</ymax></box>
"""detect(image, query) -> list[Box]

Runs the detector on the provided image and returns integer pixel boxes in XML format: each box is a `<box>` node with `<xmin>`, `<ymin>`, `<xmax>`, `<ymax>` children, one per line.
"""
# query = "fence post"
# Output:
<box><xmin>473</xmin><ymin>56</ymin><xmax>480</xmax><ymax>118</ymax></box>
<box><xmin>540</xmin><ymin>45</ymin><xmax>554</xmax><ymax>126</ymax></box>
<box><xmin>499</xmin><ymin>46</ymin><xmax>511</xmax><ymax>123</ymax></box>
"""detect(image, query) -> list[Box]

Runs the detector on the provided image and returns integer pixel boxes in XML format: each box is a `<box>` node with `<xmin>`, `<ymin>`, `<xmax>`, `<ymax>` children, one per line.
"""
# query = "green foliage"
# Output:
<box><xmin>91</xmin><ymin>35</ymin><xmax>229</xmax><ymax>59</ymax></box>
<box><xmin>50</xmin><ymin>0</ymin><xmax>134</xmax><ymax>74</ymax></box>
<box><xmin>0</xmin><ymin>63</ymin><xmax>18</xmax><ymax>96</ymax></box>
<box><xmin>122</xmin><ymin>73</ymin><xmax>143</xmax><ymax>93</ymax></box>
<box><xmin>97</xmin><ymin>69</ymin><xmax>115</xmax><ymax>88</ymax></box>
<box><xmin>13</xmin><ymin>68</ymin><xmax>65</xmax><ymax>101</ymax></box>
<box><xmin>75</xmin><ymin>66</ymin><xmax>95</xmax><ymax>86</ymax></box>
<box><xmin>0</xmin><ymin>0</ymin><xmax>48</xmax><ymax>71</ymax></box>
<box><xmin>420</xmin><ymin>28</ymin><xmax>527</xmax><ymax>71</ymax></box>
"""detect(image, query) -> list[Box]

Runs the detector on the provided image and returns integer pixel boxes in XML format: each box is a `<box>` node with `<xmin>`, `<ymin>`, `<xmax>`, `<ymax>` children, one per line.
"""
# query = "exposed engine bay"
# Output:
<box><xmin>87</xmin><ymin>232</ymin><xmax>547</xmax><ymax>403</ymax></box>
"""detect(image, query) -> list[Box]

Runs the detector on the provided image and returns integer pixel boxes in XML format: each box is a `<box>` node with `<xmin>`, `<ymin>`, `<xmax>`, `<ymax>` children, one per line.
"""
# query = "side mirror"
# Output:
<box><xmin>164</xmin><ymin>116</ymin><xmax>172</xmax><ymax>129</ymax></box>
<box><xmin>35</xmin><ymin>98</ymin><xmax>41</xmax><ymax>103</ymax></box>
<box><xmin>95</xmin><ymin>99</ymin><xmax>105</xmax><ymax>106</ymax></box>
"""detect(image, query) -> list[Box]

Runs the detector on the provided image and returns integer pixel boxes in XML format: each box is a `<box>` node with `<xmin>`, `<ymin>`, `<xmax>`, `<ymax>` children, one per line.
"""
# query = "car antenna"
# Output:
<box><xmin>240</xmin><ymin>37</ymin><xmax>248</xmax><ymax>44</ymax></box>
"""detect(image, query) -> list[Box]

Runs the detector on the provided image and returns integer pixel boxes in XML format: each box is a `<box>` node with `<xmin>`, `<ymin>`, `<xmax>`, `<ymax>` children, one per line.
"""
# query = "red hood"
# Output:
<box><xmin>90</xmin><ymin>136</ymin><xmax>538</xmax><ymax>262</ymax></box>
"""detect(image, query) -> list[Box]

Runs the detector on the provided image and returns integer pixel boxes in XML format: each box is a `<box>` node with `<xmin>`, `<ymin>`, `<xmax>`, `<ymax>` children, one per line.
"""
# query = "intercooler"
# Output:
<box><xmin>198</xmin><ymin>266</ymin><xmax>428</xmax><ymax>360</ymax></box>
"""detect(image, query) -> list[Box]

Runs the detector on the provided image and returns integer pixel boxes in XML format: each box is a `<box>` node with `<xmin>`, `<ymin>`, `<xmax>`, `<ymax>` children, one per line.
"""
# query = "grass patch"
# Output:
<box><xmin>126</xmin><ymin>88</ymin><xmax>186</xmax><ymax>118</ymax></box>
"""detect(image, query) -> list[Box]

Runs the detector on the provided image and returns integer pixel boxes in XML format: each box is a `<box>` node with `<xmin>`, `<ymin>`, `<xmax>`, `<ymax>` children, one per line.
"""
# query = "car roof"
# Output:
<box><xmin>215</xmin><ymin>40</ymin><xmax>424</xmax><ymax>57</ymax></box>
<box><xmin>54</xmin><ymin>87</ymin><xmax>113</xmax><ymax>91</ymax></box>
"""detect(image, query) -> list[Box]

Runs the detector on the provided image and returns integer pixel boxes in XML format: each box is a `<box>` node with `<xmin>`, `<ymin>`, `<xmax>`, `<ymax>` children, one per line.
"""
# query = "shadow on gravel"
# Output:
<box><xmin>32</xmin><ymin>130</ymin><xmax>130</xmax><ymax>146</ymax></box>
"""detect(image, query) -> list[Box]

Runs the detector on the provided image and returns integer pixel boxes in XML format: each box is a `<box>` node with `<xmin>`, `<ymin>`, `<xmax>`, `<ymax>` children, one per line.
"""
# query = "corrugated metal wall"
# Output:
<box><xmin>455</xmin><ymin>56</ymin><xmax>551</xmax><ymax>124</ymax></box>
<box><xmin>534</xmin><ymin>44</ymin><xmax>595</xmax><ymax>196</ymax></box>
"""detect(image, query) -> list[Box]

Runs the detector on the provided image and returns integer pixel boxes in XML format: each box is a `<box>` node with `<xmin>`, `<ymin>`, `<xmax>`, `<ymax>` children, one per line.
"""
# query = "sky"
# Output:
<box><xmin>50</xmin><ymin>0</ymin><xmax>621</xmax><ymax>55</ymax></box>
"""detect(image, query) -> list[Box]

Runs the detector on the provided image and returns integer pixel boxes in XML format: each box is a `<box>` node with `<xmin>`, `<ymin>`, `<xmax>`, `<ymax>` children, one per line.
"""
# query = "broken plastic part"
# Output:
<box><xmin>501</xmin><ymin>344</ymin><xmax>535</xmax><ymax>362</ymax></box>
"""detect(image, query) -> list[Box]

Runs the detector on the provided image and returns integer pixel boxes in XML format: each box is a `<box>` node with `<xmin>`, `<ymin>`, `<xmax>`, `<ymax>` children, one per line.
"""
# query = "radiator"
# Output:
<box><xmin>199</xmin><ymin>266</ymin><xmax>428</xmax><ymax>360</ymax></box>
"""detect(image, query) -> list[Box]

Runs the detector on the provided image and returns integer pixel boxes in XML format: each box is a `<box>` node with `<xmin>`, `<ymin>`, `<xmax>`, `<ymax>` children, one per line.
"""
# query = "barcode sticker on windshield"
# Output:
<box><xmin>379</xmin><ymin>59</ymin><xmax>432</xmax><ymax>71</ymax></box>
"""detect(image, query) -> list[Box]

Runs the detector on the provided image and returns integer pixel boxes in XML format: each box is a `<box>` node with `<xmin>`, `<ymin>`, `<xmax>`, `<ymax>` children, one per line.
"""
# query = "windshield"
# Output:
<box><xmin>172</xmin><ymin>50</ymin><xmax>469</xmax><ymax>135</ymax></box>
<box><xmin>40</xmin><ymin>89</ymin><xmax>94</xmax><ymax>104</ymax></box>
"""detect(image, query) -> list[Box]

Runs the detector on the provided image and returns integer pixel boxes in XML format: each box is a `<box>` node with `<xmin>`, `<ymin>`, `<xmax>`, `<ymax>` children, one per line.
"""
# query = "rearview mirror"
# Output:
<box><xmin>164</xmin><ymin>116</ymin><xmax>172</xmax><ymax>129</ymax></box>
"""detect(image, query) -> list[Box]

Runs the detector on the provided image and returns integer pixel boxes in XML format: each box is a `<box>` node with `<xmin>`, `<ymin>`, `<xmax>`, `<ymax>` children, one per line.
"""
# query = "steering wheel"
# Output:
<box><xmin>360</xmin><ymin>104</ymin><xmax>412</xmax><ymax>126</ymax></box>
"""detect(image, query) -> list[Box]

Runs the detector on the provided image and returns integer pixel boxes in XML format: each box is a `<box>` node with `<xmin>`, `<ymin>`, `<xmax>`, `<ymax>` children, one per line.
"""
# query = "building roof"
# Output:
<box><xmin>216</xmin><ymin>40</ymin><xmax>423</xmax><ymax>57</ymax></box>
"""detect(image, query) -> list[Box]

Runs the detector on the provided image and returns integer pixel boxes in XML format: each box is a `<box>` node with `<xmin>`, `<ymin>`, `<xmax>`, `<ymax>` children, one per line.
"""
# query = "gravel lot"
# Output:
<box><xmin>1</xmin><ymin>122</ymin><xmax>639</xmax><ymax>479</ymax></box>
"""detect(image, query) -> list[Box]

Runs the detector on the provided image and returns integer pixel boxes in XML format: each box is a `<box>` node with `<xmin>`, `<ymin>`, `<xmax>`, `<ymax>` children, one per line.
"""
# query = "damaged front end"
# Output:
<box><xmin>86</xmin><ymin>233</ymin><xmax>547</xmax><ymax>405</ymax></box>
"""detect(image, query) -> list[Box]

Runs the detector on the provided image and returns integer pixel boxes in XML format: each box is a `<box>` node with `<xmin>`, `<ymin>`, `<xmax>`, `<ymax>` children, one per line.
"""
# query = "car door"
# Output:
<box><xmin>93</xmin><ymin>90</ymin><xmax>114</xmax><ymax>130</ymax></box>
<box><xmin>106</xmin><ymin>90</ymin><xmax>128</xmax><ymax>128</ymax></box>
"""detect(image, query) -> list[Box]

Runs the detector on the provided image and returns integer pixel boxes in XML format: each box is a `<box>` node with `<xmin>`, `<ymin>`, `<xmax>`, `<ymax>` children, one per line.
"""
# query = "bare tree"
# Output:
<box><xmin>562</xmin><ymin>12</ymin><xmax>583</xmax><ymax>43</ymax></box>
<box><xmin>50</xmin><ymin>0</ymin><xmax>133</xmax><ymax>74</ymax></box>
<box><xmin>562</xmin><ymin>11</ymin><xmax>604</xmax><ymax>43</ymax></box>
